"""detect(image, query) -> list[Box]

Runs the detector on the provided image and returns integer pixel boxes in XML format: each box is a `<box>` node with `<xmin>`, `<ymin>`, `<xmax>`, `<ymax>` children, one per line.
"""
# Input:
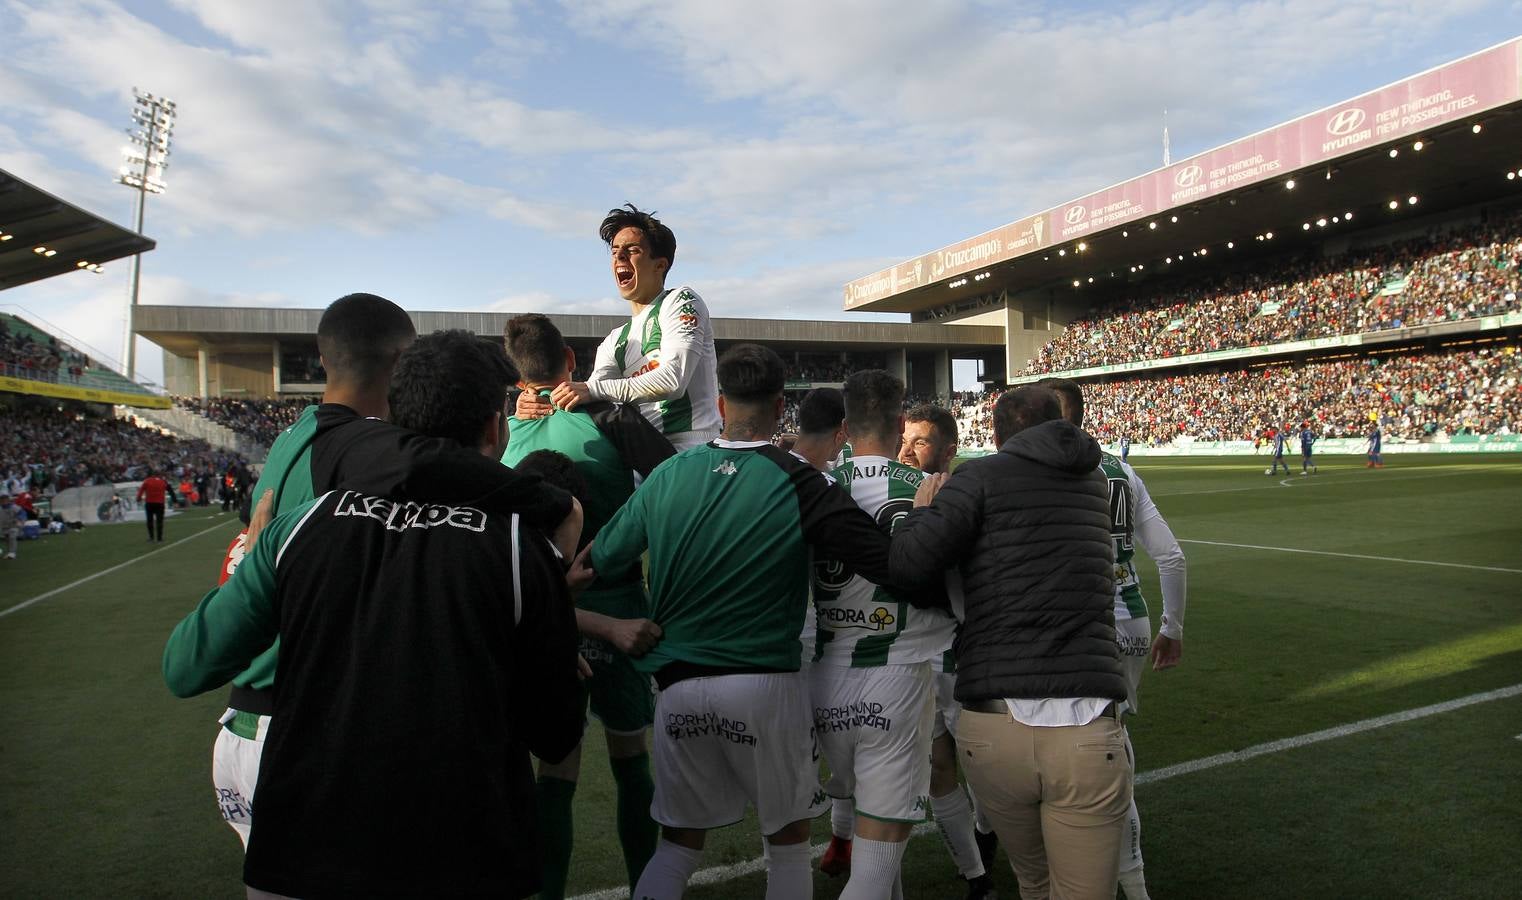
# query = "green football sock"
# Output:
<box><xmin>536</xmin><ymin>776</ymin><xmax>577</xmax><ymax>900</ymax></box>
<box><xmin>610</xmin><ymin>752</ymin><xmax>658</xmax><ymax>889</ymax></box>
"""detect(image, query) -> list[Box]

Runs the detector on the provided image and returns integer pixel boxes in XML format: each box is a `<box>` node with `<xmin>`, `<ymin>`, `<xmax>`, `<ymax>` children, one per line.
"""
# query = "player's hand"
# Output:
<box><xmin>566</xmin><ymin>542</ymin><xmax>596</xmax><ymax>594</ymax></box>
<box><xmin>515</xmin><ymin>390</ymin><xmax>554</xmax><ymax>421</ymax></box>
<box><xmin>245</xmin><ymin>490</ymin><xmax>275</xmax><ymax>550</ymax></box>
<box><xmin>914</xmin><ymin>472</ymin><xmax>948</xmax><ymax>508</ymax></box>
<box><xmin>1151</xmin><ymin>633</ymin><xmax>1182</xmax><ymax>671</ymax></box>
<box><xmin>576</xmin><ymin>654</ymin><xmax>593</xmax><ymax>681</ymax></box>
<box><xmin>606</xmin><ymin>617</ymin><xmax>663</xmax><ymax>657</ymax></box>
<box><xmin>550</xmin><ymin>381</ymin><xmax>593</xmax><ymax>412</ymax></box>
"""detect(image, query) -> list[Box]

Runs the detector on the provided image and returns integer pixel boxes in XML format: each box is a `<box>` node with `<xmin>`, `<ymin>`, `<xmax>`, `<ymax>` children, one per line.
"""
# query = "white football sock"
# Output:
<box><xmin>632</xmin><ymin>838</ymin><xmax>702</xmax><ymax>900</ymax></box>
<box><xmin>932</xmin><ymin>787</ymin><xmax>985</xmax><ymax>878</ymax></box>
<box><xmin>839</xmin><ymin>837</ymin><xmax>907</xmax><ymax>900</ymax></box>
<box><xmin>832</xmin><ymin>797</ymin><xmax>856</xmax><ymax>839</ymax></box>
<box><xmin>764</xmin><ymin>840</ymin><xmax>813</xmax><ymax>900</ymax></box>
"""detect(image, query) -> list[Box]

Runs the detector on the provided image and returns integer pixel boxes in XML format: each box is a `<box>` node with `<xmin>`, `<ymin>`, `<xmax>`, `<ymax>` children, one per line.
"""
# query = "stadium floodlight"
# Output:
<box><xmin>1389</xmin><ymin>200</ymin><xmax>1400</xmax><ymax>209</ymax></box>
<box><xmin>1345</xmin><ymin>212</ymin><xmax>1353</xmax><ymax>220</ymax></box>
<box><xmin>1087</xmin><ymin>276</ymin><xmax>1094</xmax><ymax>283</ymax></box>
<box><xmin>1510</xmin><ymin>171</ymin><xmax>1517</xmax><ymax>181</ymax></box>
<box><xmin>1170</xmin><ymin>215</ymin><xmax>1178</xmax><ymax>223</ymax></box>
<box><xmin>1413</xmin><ymin>140</ymin><xmax>1424</xmax><ymax>151</ymax></box>
<box><xmin>115</xmin><ymin>87</ymin><xmax>177</xmax><ymax>382</ymax></box>
<box><xmin>1316</xmin><ymin>218</ymin><xmax>1327</xmax><ymax>227</ymax></box>
<box><xmin>1408</xmin><ymin>195</ymin><xmax>1418</xmax><ymax>205</ymax></box>
<box><xmin>1389</xmin><ymin>148</ymin><xmax>1399</xmax><ymax>158</ymax></box>
<box><xmin>1332</xmin><ymin>216</ymin><xmax>1340</xmax><ymax>223</ymax></box>
<box><xmin>1072</xmin><ymin>279</ymin><xmax>1080</xmax><ymax>287</ymax></box>
<box><xmin>1227</xmin><ymin>241</ymin><xmax>1234</xmax><ymax>249</ymax></box>
<box><xmin>1303</xmin><ymin>223</ymin><xmax>1311</xmax><ymax>230</ymax></box>
<box><xmin>1077</xmin><ymin>242</ymin><xmax>1087</xmax><ymax>251</ymax></box>
<box><xmin>1058</xmin><ymin>249</ymin><xmax>1066</xmax><ymax>256</ymax></box>
<box><xmin>1265</xmin><ymin>231</ymin><xmax>1273</xmax><ymax>239</ymax></box>
<box><xmin>1285</xmin><ymin>179</ymin><xmax>1296</xmax><ymax>190</ymax></box>
<box><xmin>1123</xmin><ymin>230</ymin><xmax>1129</xmax><ymax>237</ymax></box>
<box><xmin>1148</xmin><ymin>221</ymin><xmax>1157</xmax><ymax>230</ymax></box>
<box><xmin>1165</xmin><ymin>257</ymin><xmax>1172</xmax><ymax>263</ymax></box>
<box><xmin>1130</xmin><ymin>265</ymin><xmax>1137</xmax><ymax>272</ymax></box>
<box><xmin>1472</xmin><ymin>123</ymin><xmax>1482</xmax><ymax>134</ymax></box>
<box><xmin>1200</xmin><ymin>248</ymin><xmax>1208</xmax><ymax>255</ymax></box>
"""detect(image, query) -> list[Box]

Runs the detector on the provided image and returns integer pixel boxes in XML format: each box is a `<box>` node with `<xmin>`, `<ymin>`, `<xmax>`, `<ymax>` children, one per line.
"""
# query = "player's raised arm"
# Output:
<box><xmin>587</xmin><ymin>288</ymin><xmax>711</xmax><ymax>405</ymax></box>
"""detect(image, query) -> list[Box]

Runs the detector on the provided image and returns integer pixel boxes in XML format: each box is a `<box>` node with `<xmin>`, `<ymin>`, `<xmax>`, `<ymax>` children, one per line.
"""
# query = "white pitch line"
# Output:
<box><xmin>0</xmin><ymin>517</ymin><xmax>238</xmax><ymax>620</ymax></box>
<box><xmin>1150</xmin><ymin>465</ymin><xmax>1491</xmax><ymax>499</ymax></box>
<box><xmin>1138</xmin><ymin>682</ymin><xmax>1522</xmax><ymax>783</ymax></box>
<box><xmin>567</xmin><ymin>682</ymin><xmax>1522</xmax><ymax>900</ymax></box>
<box><xmin>1178</xmin><ymin>538</ymin><xmax>1522</xmax><ymax>574</ymax></box>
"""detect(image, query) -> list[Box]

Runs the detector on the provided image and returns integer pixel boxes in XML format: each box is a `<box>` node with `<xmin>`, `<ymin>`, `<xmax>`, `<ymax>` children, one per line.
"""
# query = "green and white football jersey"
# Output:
<box><xmin>1100</xmin><ymin>450</ymin><xmax>1148</xmax><ymax>621</ymax></box>
<box><xmin>813</xmin><ymin>455</ymin><xmax>956</xmax><ymax>667</ymax></box>
<box><xmin>589</xmin><ymin>285</ymin><xmax>720</xmax><ymax>451</ymax></box>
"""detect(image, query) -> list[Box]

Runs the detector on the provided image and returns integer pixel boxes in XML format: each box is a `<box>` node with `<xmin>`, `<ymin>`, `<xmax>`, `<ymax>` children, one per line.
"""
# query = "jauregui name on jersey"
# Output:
<box><xmin>333</xmin><ymin>491</ymin><xmax>488</xmax><ymax>533</ymax></box>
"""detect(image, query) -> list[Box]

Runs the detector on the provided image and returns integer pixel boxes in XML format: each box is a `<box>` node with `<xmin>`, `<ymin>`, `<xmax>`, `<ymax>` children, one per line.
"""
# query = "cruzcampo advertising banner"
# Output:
<box><xmin>0</xmin><ymin>374</ymin><xmax>171</xmax><ymax>409</ymax></box>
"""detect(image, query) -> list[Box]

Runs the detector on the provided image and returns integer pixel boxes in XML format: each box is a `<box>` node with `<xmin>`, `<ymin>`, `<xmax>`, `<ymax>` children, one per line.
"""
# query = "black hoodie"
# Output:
<box><xmin>889</xmin><ymin>419</ymin><xmax>1127</xmax><ymax>703</ymax></box>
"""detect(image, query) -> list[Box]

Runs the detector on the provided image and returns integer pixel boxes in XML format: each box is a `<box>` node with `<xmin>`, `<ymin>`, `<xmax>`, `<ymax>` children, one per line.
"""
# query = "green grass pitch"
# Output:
<box><xmin>1</xmin><ymin>454</ymin><xmax>1519</xmax><ymax>898</ymax></box>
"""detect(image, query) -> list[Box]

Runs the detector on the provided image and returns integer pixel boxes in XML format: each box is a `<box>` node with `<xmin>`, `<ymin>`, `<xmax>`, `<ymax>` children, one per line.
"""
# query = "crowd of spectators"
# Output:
<box><xmin>958</xmin><ymin>345</ymin><xmax>1520</xmax><ymax>449</ymax></box>
<box><xmin>1</xmin><ymin>316</ymin><xmax>89</xmax><ymax>383</ymax></box>
<box><xmin>1</xmin><ymin>403</ymin><xmax>250</xmax><ymax>495</ymax></box>
<box><xmin>1023</xmin><ymin>214</ymin><xmax>1522</xmax><ymax>374</ymax></box>
<box><xmin>176</xmin><ymin>396</ymin><xmax>311</xmax><ymax>447</ymax></box>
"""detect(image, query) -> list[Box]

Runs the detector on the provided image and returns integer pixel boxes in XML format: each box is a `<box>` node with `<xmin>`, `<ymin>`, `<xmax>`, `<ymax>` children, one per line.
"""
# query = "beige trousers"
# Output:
<box><xmin>957</xmin><ymin>707</ymin><xmax>1132</xmax><ymax>900</ymax></box>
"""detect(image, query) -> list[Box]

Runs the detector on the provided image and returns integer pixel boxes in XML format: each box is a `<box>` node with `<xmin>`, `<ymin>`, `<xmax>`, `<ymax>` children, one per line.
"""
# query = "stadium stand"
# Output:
<box><xmin>1</xmin><ymin>312</ymin><xmax>157</xmax><ymax>398</ymax></box>
<box><xmin>954</xmin><ymin>342</ymin><xmax>1520</xmax><ymax>450</ymax></box>
<box><xmin>174</xmin><ymin>396</ymin><xmax>310</xmax><ymax>448</ymax></box>
<box><xmin>0</xmin><ymin>398</ymin><xmax>249</xmax><ymax>493</ymax></box>
<box><xmin>1021</xmin><ymin>215</ymin><xmax>1522</xmax><ymax>375</ymax></box>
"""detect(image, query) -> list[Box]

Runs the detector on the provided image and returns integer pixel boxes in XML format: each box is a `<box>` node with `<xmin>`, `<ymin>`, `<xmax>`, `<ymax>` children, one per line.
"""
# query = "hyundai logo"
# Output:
<box><xmin>1174</xmin><ymin>164</ymin><xmax>1204</xmax><ymax>188</ymax></box>
<box><xmin>1326</xmin><ymin>107</ymin><xmax>1366</xmax><ymax>136</ymax></box>
<box><xmin>1064</xmin><ymin>205</ymin><xmax>1087</xmax><ymax>226</ymax></box>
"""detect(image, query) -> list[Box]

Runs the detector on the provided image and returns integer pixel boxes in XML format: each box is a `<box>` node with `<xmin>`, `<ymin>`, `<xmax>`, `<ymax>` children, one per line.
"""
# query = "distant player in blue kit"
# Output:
<box><xmin>1298</xmin><ymin>423</ymin><xmax>1317</xmax><ymax>475</ymax></box>
<box><xmin>1120</xmin><ymin>434</ymin><xmax>1131</xmax><ymax>462</ymax></box>
<box><xmin>1267</xmin><ymin>427</ymin><xmax>1292</xmax><ymax>476</ymax></box>
<box><xmin>1367</xmin><ymin>424</ymin><xmax>1384</xmax><ymax>468</ymax></box>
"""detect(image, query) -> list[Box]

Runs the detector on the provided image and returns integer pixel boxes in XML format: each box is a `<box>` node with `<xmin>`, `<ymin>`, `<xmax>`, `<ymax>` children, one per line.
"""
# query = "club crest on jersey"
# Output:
<box><xmin>712</xmin><ymin>459</ymin><xmax>738</xmax><ymax>476</ymax></box>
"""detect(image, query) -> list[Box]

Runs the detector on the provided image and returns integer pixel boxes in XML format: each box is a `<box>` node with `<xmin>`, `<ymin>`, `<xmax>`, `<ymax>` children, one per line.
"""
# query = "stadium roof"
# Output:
<box><xmin>844</xmin><ymin>36</ymin><xmax>1522</xmax><ymax>318</ymax></box>
<box><xmin>135</xmin><ymin>305</ymin><xmax>1005</xmax><ymax>355</ymax></box>
<box><xmin>0</xmin><ymin>169</ymin><xmax>154</xmax><ymax>291</ymax></box>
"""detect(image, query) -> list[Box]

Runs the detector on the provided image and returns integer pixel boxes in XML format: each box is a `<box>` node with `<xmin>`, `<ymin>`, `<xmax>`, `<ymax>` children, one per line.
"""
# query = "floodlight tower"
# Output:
<box><xmin>116</xmin><ymin>87</ymin><xmax>176</xmax><ymax>382</ymax></box>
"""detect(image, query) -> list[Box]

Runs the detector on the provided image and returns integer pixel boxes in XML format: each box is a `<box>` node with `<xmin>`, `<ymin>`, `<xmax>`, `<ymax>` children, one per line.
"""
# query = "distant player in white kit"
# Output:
<box><xmin>813</xmin><ymin>371</ymin><xmax>958</xmax><ymax>899</ymax></box>
<box><xmin>1042</xmin><ymin>378</ymin><xmax>1187</xmax><ymax>900</ymax></box>
<box><xmin>521</xmin><ymin>205</ymin><xmax>720</xmax><ymax>451</ymax></box>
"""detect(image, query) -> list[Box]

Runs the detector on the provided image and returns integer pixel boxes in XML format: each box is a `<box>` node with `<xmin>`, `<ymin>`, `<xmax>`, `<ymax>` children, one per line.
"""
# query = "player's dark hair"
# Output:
<box><xmin>993</xmin><ymin>386</ymin><xmax>1062</xmax><ymax>446</ymax></box>
<box><xmin>1037</xmin><ymin>377</ymin><xmax>1084</xmax><ymax>427</ymax></box>
<box><xmin>503</xmin><ymin>314</ymin><xmax>566</xmax><ymax>385</ymax></box>
<box><xmin>797</xmin><ymin>388</ymin><xmax>845</xmax><ymax>436</ymax></box>
<box><xmin>843</xmin><ymin>370</ymin><xmax>904</xmax><ymax>443</ymax></box>
<box><xmin>904</xmin><ymin>402</ymin><xmax>958</xmax><ymax>447</ymax></box>
<box><xmin>316</xmin><ymin>293</ymin><xmax>417</xmax><ymax>386</ymax></box>
<box><xmin>717</xmin><ymin>344</ymin><xmax>785</xmax><ymax>403</ymax></box>
<box><xmin>389</xmin><ymin>330</ymin><xmax>517</xmax><ymax>448</ymax></box>
<box><xmin>512</xmin><ymin>449</ymin><xmax>588</xmax><ymax>509</ymax></box>
<box><xmin>599</xmin><ymin>204</ymin><xmax>676</xmax><ymax>269</ymax></box>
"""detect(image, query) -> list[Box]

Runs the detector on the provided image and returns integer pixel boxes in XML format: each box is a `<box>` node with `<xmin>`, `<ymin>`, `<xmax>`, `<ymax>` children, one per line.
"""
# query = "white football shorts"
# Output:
<box><xmin>812</xmin><ymin>661</ymin><xmax>934</xmax><ymax>823</ymax></box>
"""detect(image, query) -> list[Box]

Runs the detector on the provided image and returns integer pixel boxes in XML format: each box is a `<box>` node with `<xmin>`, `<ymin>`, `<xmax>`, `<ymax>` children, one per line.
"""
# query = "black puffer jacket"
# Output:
<box><xmin>890</xmin><ymin>419</ymin><xmax>1125</xmax><ymax>703</ymax></box>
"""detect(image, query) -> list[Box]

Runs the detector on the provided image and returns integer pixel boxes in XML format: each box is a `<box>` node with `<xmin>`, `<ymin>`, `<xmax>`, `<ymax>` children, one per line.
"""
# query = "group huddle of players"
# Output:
<box><xmin>162</xmin><ymin>205</ymin><xmax>1188</xmax><ymax>900</ymax></box>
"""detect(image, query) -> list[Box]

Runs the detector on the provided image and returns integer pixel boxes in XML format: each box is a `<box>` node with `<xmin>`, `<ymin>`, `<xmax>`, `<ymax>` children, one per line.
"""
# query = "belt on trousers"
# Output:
<box><xmin>960</xmin><ymin>699</ymin><xmax>1120</xmax><ymax>720</ymax></box>
<box><xmin>222</xmin><ymin>710</ymin><xmax>265</xmax><ymax>741</ymax></box>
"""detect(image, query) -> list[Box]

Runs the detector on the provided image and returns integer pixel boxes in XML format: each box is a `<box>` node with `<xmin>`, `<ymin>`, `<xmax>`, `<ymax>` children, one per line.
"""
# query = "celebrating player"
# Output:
<box><xmin>899</xmin><ymin>403</ymin><xmax>994</xmax><ymax>899</ymax></box>
<box><xmin>502</xmin><ymin>313</ymin><xmax>676</xmax><ymax>898</ymax></box>
<box><xmin>812</xmin><ymin>374</ymin><xmax>958</xmax><ymax>899</ymax></box>
<box><xmin>580</xmin><ymin>345</ymin><xmax>925</xmax><ymax>900</ymax></box>
<box><xmin>1044</xmin><ymin>378</ymin><xmax>1188</xmax><ymax>900</ymax></box>
<box><xmin>521</xmin><ymin>205</ymin><xmax>719</xmax><ymax>451</ymax></box>
<box><xmin>200</xmin><ymin>295</ymin><xmax>576</xmax><ymax>850</ymax></box>
<box><xmin>164</xmin><ymin>331</ymin><xmax>585</xmax><ymax>899</ymax></box>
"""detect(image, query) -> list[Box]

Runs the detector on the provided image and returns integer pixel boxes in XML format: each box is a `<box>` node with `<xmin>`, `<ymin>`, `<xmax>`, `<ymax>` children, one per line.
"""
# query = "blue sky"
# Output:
<box><xmin>0</xmin><ymin>0</ymin><xmax>1512</xmax><ymax>388</ymax></box>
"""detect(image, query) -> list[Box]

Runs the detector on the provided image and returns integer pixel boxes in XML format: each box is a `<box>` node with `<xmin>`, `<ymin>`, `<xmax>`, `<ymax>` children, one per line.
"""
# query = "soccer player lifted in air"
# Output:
<box><xmin>1043</xmin><ymin>378</ymin><xmax>1187</xmax><ymax>900</ymax></box>
<box><xmin>898</xmin><ymin>403</ymin><xmax>995</xmax><ymax>899</ymax></box>
<box><xmin>502</xmin><ymin>313</ymin><xmax>676</xmax><ymax>899</ymax></box>
<box><xmin>578</xmin><ymin>345</ymin><xmax>930</xmax><ymax>900</ymax></box>
<box><xmin>811</xmin><ymin>374</ymin><xmax>960</xmax><ymax>900</ymax></box>
<box><xmin>1299</xmin><ymin>421</ymin><xmax>1318</xmax><ymax>475</ymax></box>
<box><xmin>520</xmin><ymin>205</ymin><xmax>719</xmax><ymax>451</ymax></box>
